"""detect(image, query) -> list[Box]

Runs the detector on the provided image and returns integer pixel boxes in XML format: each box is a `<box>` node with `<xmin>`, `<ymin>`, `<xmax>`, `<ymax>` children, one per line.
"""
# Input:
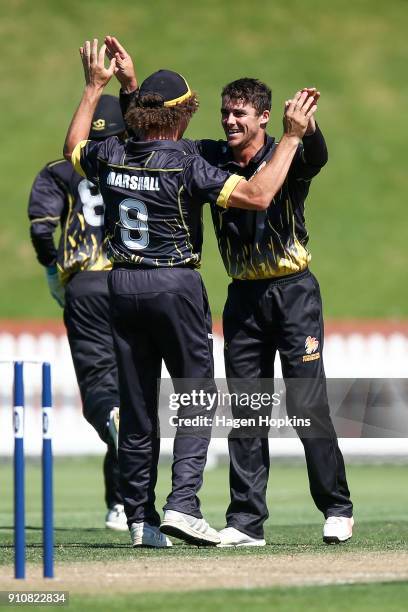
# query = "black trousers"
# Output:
<box><xmin>109</xmin><ymin>266</ymin><xmax>216</xmax><ymax>527</ymax></box>
<box><xmin>64</xmin><ymin>271</ymin><xmax>122</xmax><ymax>508</ymax></box>
<box><xmin>223</xmin><ymin>269</ymin><xmax>353</xmax><ymax>539</ymax></box>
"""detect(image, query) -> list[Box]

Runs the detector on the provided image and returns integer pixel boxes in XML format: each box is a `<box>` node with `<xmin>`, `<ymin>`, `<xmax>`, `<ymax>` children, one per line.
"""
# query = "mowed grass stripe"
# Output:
<box><xmin>0</xmin><ymin>459</ymin><xmax>407</xmax><ymax>565</ymax></box>
<box><xmin>61</xmin><ymin>582</ymin><xmax>408</xmax><ymax>612</ymax></box>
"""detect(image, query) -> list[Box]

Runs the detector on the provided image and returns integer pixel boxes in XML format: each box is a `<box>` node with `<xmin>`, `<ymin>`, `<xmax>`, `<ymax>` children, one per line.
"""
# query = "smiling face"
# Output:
<box><xmin>221</xmin><ymin>98</ymin><xmax>270</xmax><ymax>152</ymax></box>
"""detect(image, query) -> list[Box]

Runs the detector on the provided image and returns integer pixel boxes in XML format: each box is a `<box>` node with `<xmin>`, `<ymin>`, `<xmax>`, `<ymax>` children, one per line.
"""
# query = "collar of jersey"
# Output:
<box><xmin>126</xmin><ymin>138</ymin><xmax>188</xmax><ymax>154</ymax></box>
<box><xmin>219</xmin><ymin>134</ymin><xmax>276</xmax><ymax>169</ymax></box>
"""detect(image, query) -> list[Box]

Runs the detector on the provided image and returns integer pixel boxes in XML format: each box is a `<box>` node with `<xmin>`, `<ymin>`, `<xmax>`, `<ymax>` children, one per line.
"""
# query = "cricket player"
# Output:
<box><xmin>203</xmin><ymin>79</ymin><xmax>354</xmax><ymax>547</ymax></box>
<box><xmin>63</xmin><ymin>38</ymin><xmax>316</xmax><ymax>548</ymax></box>
<box><xmin>108</xmin><ymin>39</ymin><xmax>354</xmax><ymax>546</ymax></box>
<box><xmin>28</xmin><ymin>95</ymin><xmax>127</xmax><ymax>532</ymax></box>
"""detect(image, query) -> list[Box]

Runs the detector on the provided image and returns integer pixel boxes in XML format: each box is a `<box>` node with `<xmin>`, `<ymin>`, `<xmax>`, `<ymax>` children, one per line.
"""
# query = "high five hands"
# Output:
<box><xmin>78</xmin><ymin>36</ymin><xmax>138</xmax><ymax>94</ymax></box>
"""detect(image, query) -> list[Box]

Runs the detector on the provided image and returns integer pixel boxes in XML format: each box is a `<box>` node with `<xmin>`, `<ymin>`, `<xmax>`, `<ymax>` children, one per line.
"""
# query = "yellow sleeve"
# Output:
<box><xmin>216</xmin><ymin>174</ymin><xmax>245</xmax><ymax>209</ymax></box>
<box><xmin>71</xmin><ymin>141</ymin><xmax>90</xmax><ymax>177</ymax></box>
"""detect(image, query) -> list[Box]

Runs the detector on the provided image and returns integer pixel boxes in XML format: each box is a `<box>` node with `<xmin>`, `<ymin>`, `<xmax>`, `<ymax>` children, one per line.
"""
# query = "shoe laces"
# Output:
<box><xmin>326</xmin><ymin>516</ymin><xmax>346</xmax><ymax>524</ymax></box>
<box><xmin>194</xmin><ymin>517</ymin><xmax>212</xmax><ymax>533</ymax></box>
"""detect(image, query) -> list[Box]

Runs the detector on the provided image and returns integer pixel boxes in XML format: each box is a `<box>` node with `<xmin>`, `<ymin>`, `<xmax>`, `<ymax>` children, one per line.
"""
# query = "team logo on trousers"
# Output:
<box><xmin>305</xmin><ymin>336</ymin><xmax>319</xmax><ymax>354</ymax></box>
<box><xmin>303</xmin><ymin>336</ymin><xmax>320</xmax><ymax>362</ymax></box>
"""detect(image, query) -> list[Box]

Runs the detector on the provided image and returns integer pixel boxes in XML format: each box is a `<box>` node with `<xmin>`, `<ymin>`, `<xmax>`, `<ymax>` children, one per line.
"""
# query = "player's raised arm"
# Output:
<box><xmin>105</xmin><ymin>35</ymin><xmax>138</xmax><ymax>94</ymax></box>
<box><xmin>63</xmin><ymin>39</ymin><xmax>116</xmax><ymax>159</ymax></box>
<box><xmin>227</xmin><ymin>90</ymin><xmax>318</xmax><ymax>210</ymax></box>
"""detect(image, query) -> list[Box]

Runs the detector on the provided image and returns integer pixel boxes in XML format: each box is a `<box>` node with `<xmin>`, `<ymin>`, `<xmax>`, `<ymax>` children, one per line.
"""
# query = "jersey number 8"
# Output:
<box><xmin>78</xmin><ymin>179</ymin><xmax>105</xmax><ymax>227</ymax></box>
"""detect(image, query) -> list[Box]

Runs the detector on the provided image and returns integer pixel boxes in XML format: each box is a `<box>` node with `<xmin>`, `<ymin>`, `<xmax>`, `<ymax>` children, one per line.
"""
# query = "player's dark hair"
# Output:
<box><xmin>221</xmin><ymin>78</ymin><xmax>271</xmax><ymax>115</ymax></box>
<box><xmin>125</xmin><ymin>90</ymin><xmax>199</xmax><ymax>136</ymax></box>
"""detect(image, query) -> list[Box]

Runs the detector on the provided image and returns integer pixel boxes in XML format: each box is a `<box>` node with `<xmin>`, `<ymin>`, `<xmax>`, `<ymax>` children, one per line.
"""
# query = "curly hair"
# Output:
<box><xmin>222</xmin><ymin>78</ymin><xmax>271</xmax><ymax>115</ymax></box>
<box><xmin>125</xmin><ymin>91</ymin><xmax>199</xmax><ymax>135</ymax></box>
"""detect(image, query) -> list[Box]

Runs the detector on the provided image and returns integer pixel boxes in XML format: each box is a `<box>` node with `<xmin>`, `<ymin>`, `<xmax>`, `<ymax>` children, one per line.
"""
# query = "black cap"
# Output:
<box><xmin>89</xmin><ymin>95</ymin><xmax>125</xmax><ymax>139</ymax></box>
<box><xmin>139</xmin><ymin>70</ymin><xmax>192</xmax><ymax>107</ymax></box>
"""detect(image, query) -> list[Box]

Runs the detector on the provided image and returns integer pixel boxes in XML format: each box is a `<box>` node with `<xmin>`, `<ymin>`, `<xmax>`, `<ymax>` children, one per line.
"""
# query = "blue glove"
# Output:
<box><xmin>45</xmin><ymin>265</ymin><xmax>65</xmax><ymax>308</ymax></box>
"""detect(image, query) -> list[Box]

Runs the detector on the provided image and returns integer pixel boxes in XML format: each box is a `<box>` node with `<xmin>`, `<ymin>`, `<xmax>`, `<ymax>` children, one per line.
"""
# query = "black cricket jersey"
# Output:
<box><xmin>72</xmin><ymin>137</ymin><xmax>242</xmax><ymax>268</ymax></box>
<box><xmin>119</xmin><ymin>91</ymin><xmax>328</xmax><ymax>280</ymax></box>
<box><xmin>28</xmin><ymin>159</ymin><xmax>111</xmax><ymax>283</ymax></box>
<box><xmin>185</xmin><ymin>127</ymin><xmax>328</xmax><ymax>280</ymax></box>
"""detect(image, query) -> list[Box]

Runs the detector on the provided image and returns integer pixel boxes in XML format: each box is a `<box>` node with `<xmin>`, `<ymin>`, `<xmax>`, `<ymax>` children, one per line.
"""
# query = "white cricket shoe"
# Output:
<box><xmin>108</xmin><ymin>407</ymin><xmax>120</xmax><ymax>452</ymax></box>
<box><xmin>160</xmin><ymin>510</ymin><xmax>220</xmax><ymax>546</ymax></box>
<box><xmin>323</xmin><ymin>516</ymin><xmax>354</xmax><ymax>544</ymax></box>
<box><xmin>217</xmin><ymin>526</ymin><xmax>266</xmax><ymax>548</ymax></box>
<box><xmin>105</xmin><ymin>503</ymin><xmax>128</xmax><ymax>532</ymax></box>
<box><xmin>131</xmin><ymin>522</ymin><xmax>172</xmax><ymax>548</ymax></box>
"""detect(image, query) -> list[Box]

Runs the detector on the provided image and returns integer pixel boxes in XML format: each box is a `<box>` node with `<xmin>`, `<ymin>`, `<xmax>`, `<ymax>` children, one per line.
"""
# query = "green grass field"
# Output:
<box><xmin>0</xmin><ymin>0</ymin><xmax>407</xmax><ymax>318</ymax></box>
<box><xmin>0</xmin><ymin>459</ymin><xmax>407</xmax><ymax>610</ymax></box>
